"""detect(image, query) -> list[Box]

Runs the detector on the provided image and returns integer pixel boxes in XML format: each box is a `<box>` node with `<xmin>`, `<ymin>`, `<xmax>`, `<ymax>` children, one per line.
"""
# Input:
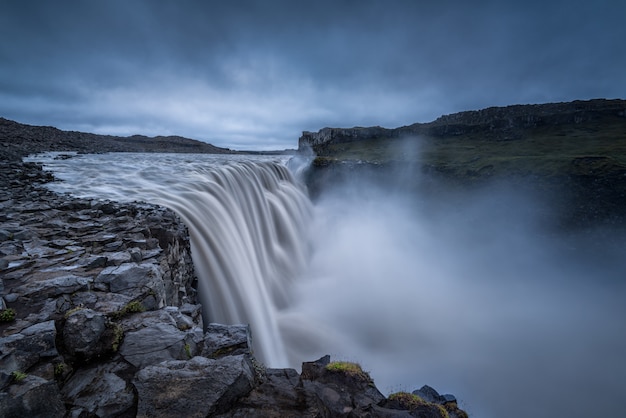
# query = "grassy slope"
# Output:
<box><xmin>312</xmin><ymin>115</ymin><xmax>626</xmax><ymax>179</ymax></box>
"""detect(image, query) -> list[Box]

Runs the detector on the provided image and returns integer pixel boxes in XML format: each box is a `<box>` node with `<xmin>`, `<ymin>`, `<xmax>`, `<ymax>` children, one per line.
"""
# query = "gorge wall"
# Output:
<box><xmin>299</xmin><ymin>98</ymin><xmax>626</xmax><ymax>150</ymax></box>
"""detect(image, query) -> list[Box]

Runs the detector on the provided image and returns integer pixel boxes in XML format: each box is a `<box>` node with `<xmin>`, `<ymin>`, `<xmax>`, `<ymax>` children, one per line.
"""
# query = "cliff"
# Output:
<box><xmin>298</xmin><ymin>99</ymin><xmax>626</xmax><ymax>229</ymax></box>
<box><xmin>299</xmin><ymin>98</ymin><xmax>626</xmax><ymax>150</ymax></box>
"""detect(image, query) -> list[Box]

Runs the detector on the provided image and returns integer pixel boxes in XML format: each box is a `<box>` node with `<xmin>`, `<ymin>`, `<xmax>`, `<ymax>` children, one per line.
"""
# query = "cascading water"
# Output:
<box><xmin>29</xmin><ymin>153</ymin><xmax>312</xmax><ymax>365</ymax></box>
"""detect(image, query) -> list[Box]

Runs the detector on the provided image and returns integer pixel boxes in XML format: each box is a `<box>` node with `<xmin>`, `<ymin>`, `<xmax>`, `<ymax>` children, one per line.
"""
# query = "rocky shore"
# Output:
<box><xmin>0</xmin><ymin>139</ymin><xmax>467</xmax><ymax>414</ymax></box>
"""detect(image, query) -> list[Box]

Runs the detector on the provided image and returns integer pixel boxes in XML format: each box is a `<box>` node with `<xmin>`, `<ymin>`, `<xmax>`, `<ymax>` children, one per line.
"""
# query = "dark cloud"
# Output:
<box><xmin>1</xmin><ymin>0</ymin><xmax>624</xmax><ymax>149</ymax></box>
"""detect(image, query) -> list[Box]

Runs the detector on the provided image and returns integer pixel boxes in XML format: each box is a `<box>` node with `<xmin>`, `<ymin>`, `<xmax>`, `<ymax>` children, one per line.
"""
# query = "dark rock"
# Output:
<box><xmin>0</xmin><ymin>374</ymin><xmax>65</xmax><ymax>418</ymax></box>
<box><xmin>61</xmin><ymin>362</ymin><xmax>135</xmax><ymax>417</ymax></box>
<box><xmin>133</xmin><ymin>355</ymin><xmax>255</xmax><ymax>417</ymax></box>
<box><xmin>202</xmin><ymin>323</ymin><xmax>252</xmax><ymax>359</ymax></box>
<box><xmin>300</xmin><ymin>356</ymin><xmax>386</xmax><ymax>417</ymax></box>
<box><xmin>63</xmin><ymin>309</ymin><xmax>108</xmax><ymax>361</ymax></box>
<box><xmin>119</xmin><ymin>310</ymin><xmax>203</xmax><ymax>368</ymax></box>
<box><xmin>15</xmin><ymin>275</ymin><xmax>92</xmax><ymax>300</ymax></box>
<box><xmin>95</xmin><ymin>263</ymin><xmax>162</xmax><ymax>297</ymax></box>
<box><xmin>0</xmin><ymin>320</ymin><xmax>58</xmax><ymax>388</ymax></box>
<box><xmin>413</xmin><ymin>385</ymin><xmax>444</xmax><ymax>403</ymax></box>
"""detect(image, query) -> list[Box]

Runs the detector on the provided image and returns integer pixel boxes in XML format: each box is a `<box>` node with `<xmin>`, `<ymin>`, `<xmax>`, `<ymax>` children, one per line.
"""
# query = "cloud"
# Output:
<box><xmin>1</xmin><ymin>0</ymin><xmax>625</xmax><ymax>149</ymax></box>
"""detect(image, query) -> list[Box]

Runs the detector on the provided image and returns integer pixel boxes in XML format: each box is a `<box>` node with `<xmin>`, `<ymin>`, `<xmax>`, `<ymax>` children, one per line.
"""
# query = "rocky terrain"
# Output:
<box><xmin>0</xmin><ymin>122</ymin><xmax>468</xmax><ymax>416</ymax></box>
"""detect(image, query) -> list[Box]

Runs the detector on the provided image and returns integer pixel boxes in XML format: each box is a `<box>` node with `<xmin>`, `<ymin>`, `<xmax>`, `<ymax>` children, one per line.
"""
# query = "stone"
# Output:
<box><xmin>95</xmin><ymin>263</ymin><xmax>159</xmax><ymax>292</ymax></box>
<box><xmin>134</xmin><ymin>355</ymin><xmax>255</xmax><ymax>417</ymax></box>
<box><xmin>202</xmin><ymin>323</ymin><xmax>252</xmax><ymax>358</ymax></box>
<box><xmin>63</xmin><ymin>309</ymin><xmax>108</xmax><ymax>361</ymax></box>
<box><xmin>413</xmin><ymin>385</ymin><xmax>444</xmax><ymax>403</ymax></box>
<box><xmin>0</xmin><ymin>320</ymin><xmax>58</xmax><ymax>387</ymax></box>
<box><xmin>300</xmin><ymin>355</ymin><xmax>386</xmax><ymax>416</ymax></box>
<box><xmin>61</xmin><ymin>362</ymin><xmax>135</xmax><ymax>417</ymax></box>
<box><xmin>119</xmin><ymin>310</ymin><xmax>202</xmax><ymax>368</ymax></box>
<box><xmin>0</xmin><ymin>374</ymin><xmax>65</xmax><ymax>418</ymax></box>
<box><xmin>16</xmin><ymin>274</ymin><xmax>92</xmax><ymax>300</ymax></box>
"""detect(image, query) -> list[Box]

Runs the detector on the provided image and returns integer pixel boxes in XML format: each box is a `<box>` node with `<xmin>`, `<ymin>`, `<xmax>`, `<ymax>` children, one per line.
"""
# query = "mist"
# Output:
<box><xmin>280</xmin><ymin>162</ymin><xmax>626</xmax><ymax>418</ymax></box>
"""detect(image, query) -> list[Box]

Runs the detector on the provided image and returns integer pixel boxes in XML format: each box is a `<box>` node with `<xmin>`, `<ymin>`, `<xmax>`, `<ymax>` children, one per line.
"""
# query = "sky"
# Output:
<box><xmin>1</xmin><ymin>0</ymin><xmax>625</xmax><ymax>150</ymax></box>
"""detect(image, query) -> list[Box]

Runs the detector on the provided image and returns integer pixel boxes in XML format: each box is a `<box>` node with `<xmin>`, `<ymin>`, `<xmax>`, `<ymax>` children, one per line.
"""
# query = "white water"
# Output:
<box><xmin>27</xmin><ymin>153</ymin><xmax>312</xmax><ymax>365</ymax></box>
<box><xmin>28</xmin><ymin>152</ymin><xmax>626</xmax><ymax>418</ymax></box>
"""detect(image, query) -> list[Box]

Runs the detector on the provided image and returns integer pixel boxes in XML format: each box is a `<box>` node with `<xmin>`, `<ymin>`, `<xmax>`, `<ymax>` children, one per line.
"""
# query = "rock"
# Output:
<box><xmin>15</xmin><ymin>274</ymin><xmax>92</xmax><ymax>300</ymax></box>
<box><xmin>0</xmin><ymin>374</ymin><xmax>65</xmax><ymax>418</ymax></box>
<box><xmin>63</xmin><ymin>308</ymin><xmax>108</xmax><ymax>361</ymax></box>
<box><xmin>0</xmin><ymin>320</ymin><xmax>57</xmax><ymax>388</ymax></box>
<box><xmin>119</xmin><ymin>310</ymin><xmax>203</xmax><ymax>368</ymax></box>
<box><xmin>61</xmin><ymin>362</ymin><xmax>135</xmax><ymax>417</ymax></box>
<box><xmin>133</xmin><ymin>355</ymin><xmax>255</xmax><ymax>417</ymax></box>
<box><xmin>300</xmin><ymin>356</ymin><xmax>386</xmax><ymax>417</ymax></box>
<box><xmin>214</xmin><ymin>367</ymin><xmax>312</xmax><ymax>417</ymax></box>
<box><xmin>202</xmin><ymin>323</ymin><xmax>252</xmax><ymax>358</ymax></box>
<box><xmin>95</xmin><ymin>263</ymin><xmax>160</xmax><ymax>293</ymax></box>
<box><xmin>414</xmin><ymin>385</ymin><xmax>443</xmax><ymax>403</ymax></box>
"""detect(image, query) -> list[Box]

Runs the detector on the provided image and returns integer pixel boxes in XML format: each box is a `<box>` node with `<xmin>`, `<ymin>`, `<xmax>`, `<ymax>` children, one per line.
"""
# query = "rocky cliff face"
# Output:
<box><xmin>299</xmin><ymin>98</ymin><xmax>626</xmax><ymax>150</ymax></box>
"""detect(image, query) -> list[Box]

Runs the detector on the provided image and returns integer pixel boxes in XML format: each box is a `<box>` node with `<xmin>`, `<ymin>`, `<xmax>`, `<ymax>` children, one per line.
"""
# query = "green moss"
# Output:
<box><xmin>54</xmin><ymin>363</ymin><xmax>66</xmax><ymax>376</ymax></box>
<box><xmin>110</xmin><ymin>323</ymin><xmax>124</xmax><ymax>352</ymax></box>
<box><xmin>113</xmin><ymin>300</ymin><xmax>146</xmax><ymax>319</ymax></box>
<box><xmin>11</xmin><ymin>371</ymin><xmax>27</xmax><ymax>382</ymax></box>
<box><xmin>0</xmin><ymin>308</ymin><xmax>16</xmax><ymax>322</ymax></box>
<box><xmin>184</xmin><ymin>343</ymin><xmax>192</xmax><ymax>359</ymax></box>
<box><xmin>436</xmin><ymin>404</ymin><xmax>451</xmax><ymax>418</ymax></box>
<box><xmin>388</xmin><ymin>392</ymin><xmax>426</xmax><ymax>410</ymax></box>
<box><xmin>325</xmin><ymin>361</ymin><xmax>373</xmax><ymax>383</ymax></box>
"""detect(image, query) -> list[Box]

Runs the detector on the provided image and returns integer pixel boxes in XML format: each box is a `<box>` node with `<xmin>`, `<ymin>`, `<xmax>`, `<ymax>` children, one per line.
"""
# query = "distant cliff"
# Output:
<box><xmin>298</xmin><ymin>99</ymin><xmax>626</xmax><ymax>229</ymax></box>
<box><xmin>299</xmin><ymin>98</ymin><xmax>626</xmax><ymax>152</ymax></box>
<box><xmin>0</xmin><ymin>117</ymin><xmax>233</xmax><ymax>161</ymax></box>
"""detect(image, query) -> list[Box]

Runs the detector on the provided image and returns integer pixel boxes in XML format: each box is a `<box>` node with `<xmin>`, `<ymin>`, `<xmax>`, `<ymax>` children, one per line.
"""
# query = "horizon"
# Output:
<box><xmin>3</xmin><ymin>96</ymin><xmax>623</xmax><ymax>152</ymax></box>
<box><xmin>1</xmin><ymin>1</ymin><xmax>625</xmax><ymax>150</ymax></box>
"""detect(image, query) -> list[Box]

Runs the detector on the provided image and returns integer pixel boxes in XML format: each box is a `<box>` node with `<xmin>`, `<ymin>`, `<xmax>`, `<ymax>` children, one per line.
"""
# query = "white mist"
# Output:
<box><xmin>281</xmin><ymin>172</ymin><xmax>626</xmax><ymax>418</ymax></box>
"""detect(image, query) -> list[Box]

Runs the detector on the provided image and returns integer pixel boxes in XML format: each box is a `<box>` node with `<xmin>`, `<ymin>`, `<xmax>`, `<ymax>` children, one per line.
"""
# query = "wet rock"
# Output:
<box><xmin>134</xmin><ymin>355</ymin><xmax>255</xmax><ymax>417</ymax></box>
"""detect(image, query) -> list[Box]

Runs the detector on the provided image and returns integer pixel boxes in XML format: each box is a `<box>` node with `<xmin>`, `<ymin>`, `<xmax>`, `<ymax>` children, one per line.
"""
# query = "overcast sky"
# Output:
<box><xmin>1</xmin><ymin>1</ymin><xmax>625</xmax><ymax>150</ymax></box>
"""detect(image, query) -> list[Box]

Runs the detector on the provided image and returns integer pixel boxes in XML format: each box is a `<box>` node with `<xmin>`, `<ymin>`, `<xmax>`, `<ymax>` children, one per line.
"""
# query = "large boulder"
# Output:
<box><xmin>63</xmin><ymin>308</ymin><xmax>108</xmax><ymax>361</ymax></box>
<box><xmin>133</xmin><ymin>354</ymin><xmax>255</xmax><ymax>417</ymax></box>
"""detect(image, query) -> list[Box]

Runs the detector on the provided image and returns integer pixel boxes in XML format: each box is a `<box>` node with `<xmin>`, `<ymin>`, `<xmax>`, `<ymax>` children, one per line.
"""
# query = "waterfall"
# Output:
<box><xmin>31</xmin><ymin>153</ymin><xmax>313</xmax><ymax>366</ymax></box>
<box><xmin>154</xmin><ymin>162</ymin><xmax>312</xmax><ymax>365</ymax></box>
<box><xmin>162</xmin><ymin>162</ymin><xmax>312</xmax><ymax>365</ymax></box>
